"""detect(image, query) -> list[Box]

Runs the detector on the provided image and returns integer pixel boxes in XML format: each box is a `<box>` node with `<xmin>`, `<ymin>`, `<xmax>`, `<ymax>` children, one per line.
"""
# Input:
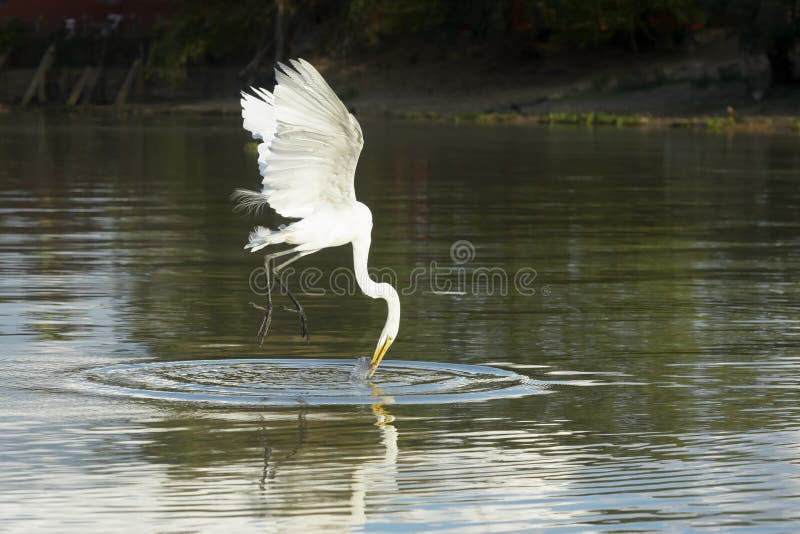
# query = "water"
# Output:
<box><xmin>80</xmin><ymin>359</ymin><xmax>542</xmax><ymax>405</ymax></box>
<box><xmin>1</xmin><ymin>112</ymin><xmax>799</xmax><ymax>531</ymax></box>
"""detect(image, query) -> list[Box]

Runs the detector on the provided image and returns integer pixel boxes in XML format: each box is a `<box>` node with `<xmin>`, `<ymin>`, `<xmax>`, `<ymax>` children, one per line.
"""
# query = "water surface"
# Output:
<box><xmin>1</xmin><ymin>113</ymin><xmax>799</xmax><ymax>531</ymax></box>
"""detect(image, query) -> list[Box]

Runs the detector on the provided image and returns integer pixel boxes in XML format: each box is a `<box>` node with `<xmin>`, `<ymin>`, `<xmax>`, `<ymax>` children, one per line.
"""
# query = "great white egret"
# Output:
<box><xmin>233</xmin><ymin>58</ymin><xmax>400</xmax><ymax>377</ymax></box>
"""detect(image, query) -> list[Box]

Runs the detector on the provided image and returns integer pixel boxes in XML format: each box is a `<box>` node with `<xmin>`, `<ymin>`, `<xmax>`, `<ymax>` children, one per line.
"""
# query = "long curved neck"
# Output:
<box><xmin>352</xmin><ymin>236</ymin><xmax>380</xmax><ymax>298</ymax></box>
<box><xmin>352</xmin><ymin>236</ymin><xmax>400</xmax><ymax>332</ymax></box>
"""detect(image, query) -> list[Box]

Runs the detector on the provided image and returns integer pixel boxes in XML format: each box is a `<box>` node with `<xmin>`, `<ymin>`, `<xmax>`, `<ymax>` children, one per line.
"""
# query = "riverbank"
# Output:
<box><xmin>319</xmin><ymin>33</ymin><xmax>800</xmax><ymax>134</ymax></box>
<box><xmin>384</xmin><ymin>110</ymin><xmax>800</xmax><ymax>134</ymax></box>
<box><xmin>6</xmin><ymin>97</ymin><xmax>796</xmax><ymax>135</ymax></box>
<box><xmin>10</xmin><ymin>97</ymin><xmax>795</xmax><ymax>135</ymax></box>
<box><xmin>3</xmin><ymin>32</ymin><xmax>798</xmax><ymax>134</ymax></box>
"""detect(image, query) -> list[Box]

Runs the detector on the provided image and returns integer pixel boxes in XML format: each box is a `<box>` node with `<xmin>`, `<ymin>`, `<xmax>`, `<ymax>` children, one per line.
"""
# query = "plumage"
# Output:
<box><xmin>234</xmin><ymin>58</ymin><xmax>399</xmax><ymax>376</ymax></box>
<box><xmin>237</xmin><ymin>58</ymin><xmax>362</xmax><ymax>220</ymax></box>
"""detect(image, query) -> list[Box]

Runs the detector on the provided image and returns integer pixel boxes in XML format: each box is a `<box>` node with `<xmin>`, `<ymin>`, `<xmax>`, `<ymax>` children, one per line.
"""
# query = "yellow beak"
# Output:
<box><xmin>368</xmin><ymin>336</ymin><xmax>393</xmax><ymax>378</ymax></box>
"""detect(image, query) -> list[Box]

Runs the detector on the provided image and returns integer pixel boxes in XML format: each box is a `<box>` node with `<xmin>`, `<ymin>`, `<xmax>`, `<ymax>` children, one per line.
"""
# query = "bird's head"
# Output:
<box><xmin>368</xmin><ymin>282</ymin><xmax>400</xmax><ymax>378</ymax></box>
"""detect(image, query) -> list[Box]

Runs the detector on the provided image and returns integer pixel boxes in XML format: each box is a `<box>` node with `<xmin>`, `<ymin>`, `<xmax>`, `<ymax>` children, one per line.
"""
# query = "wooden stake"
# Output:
<box><xmin>22</xmin><ymin>45</ymin><xmax>55</xmax><ymax>107</ymax></box>
<box><xmin>67</xmin><ymin>66</ymin><xmax>92</xmax><ymax>106</ymax></box>
<box><xmin>115</xmin><ymin>58</ymin><xmax>142</xmax><ymax>105</ymax></box>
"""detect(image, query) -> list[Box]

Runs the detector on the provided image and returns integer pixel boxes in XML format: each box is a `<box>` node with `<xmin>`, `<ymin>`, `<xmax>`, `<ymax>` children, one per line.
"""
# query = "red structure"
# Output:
<box><xmin>0</xmin><ymin>0</ymin><xmax>174</xmax><ymax>35</ymax></box>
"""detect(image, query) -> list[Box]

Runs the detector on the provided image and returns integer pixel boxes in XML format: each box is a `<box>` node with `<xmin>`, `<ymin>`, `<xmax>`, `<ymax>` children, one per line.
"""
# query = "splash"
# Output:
<box><xmin>348</xmin><ymin>356</ymin><xmax>372</xmax><ymax>383</ymax></box>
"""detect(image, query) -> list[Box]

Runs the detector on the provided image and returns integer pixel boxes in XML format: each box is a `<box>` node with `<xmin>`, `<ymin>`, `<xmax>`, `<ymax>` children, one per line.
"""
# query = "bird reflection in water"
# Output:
<box><xmin>350</xmin><ymin>384</ymin><xmax>398</xmax><ymax>526</ymax></box>
<box><xmin>258</xmin><ymin>409</ymin><xmax>309</xmax><ymax>492</ymax></box>
<box><xmin>254</xmin><ymin>386</ymin><xmax>398</xmax><ymax>527</ymax></box>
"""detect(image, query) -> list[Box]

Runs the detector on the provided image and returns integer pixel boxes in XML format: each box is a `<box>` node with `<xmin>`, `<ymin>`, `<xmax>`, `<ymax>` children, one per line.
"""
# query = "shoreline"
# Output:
<box><xmin>3</xmin><ymin>101</ymin><xmax>798</xmax><ymax>134</ymax></box>
<box><xmin>3</xmin><ymin>29</ymin><xmax>799</xmax><ymax>135</ymax></box>
<box><xmin>3</xmin><ymin>36</ymin><xmax>799</xmax><ymax>135</ymax></box>
<box><xmin>381</xmin><ymin>110</ymin><xmax>800</xmax><ymax>134</ymax></box>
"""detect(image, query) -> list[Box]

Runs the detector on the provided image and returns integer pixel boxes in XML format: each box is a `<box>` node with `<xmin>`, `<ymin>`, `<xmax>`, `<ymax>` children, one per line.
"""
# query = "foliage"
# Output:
<box><xmin>536</xmin><ymin>0</ymin><xmax>704</xmax><ymax>51</ymax></box>
<box><xmin>147</xmin><ymin>0</ymin><xmax>272</xmax><ymax>82</ymax></box>
<box><xmin>717</xmin><ymin>0</ymin><xmax>800</xmax><ymax>83</ymax></box>
<box><xmin>0</xmin><ymin>19</ymin><xmax>26</xmax><ymax>53</ymax></box>
<box><xmin>137</xmin><ymin>0</ymin><xmax>800</xmax><ymax>84</ymax></box>
<box><xmin>348</xmin><ymin>0</ymin><xmax>509</xmax><ymax>41</ymax></box>
<box><xmin>725</xmin><ymin>0</ymin><xmax>800</xmax><ymax>49</ymax></box>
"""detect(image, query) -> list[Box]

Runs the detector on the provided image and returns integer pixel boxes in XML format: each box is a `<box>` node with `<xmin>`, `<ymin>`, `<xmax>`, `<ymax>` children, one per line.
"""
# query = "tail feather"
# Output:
<box><xmin>245</xmin><ymin>225</ymin><xmax>287</xmax><ymax>252</ymax></box>
<box><xmin>231</xmin><ymin>188</ymin><xmax>270</xmax><ymax>215</ymax></box>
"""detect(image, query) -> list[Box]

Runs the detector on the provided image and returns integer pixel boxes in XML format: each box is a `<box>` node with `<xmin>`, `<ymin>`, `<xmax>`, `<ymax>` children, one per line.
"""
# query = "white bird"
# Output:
<box><xmin>233</xmin><ymin>58</ymin><xmax>400</xmax><ymax>377</ymax></box>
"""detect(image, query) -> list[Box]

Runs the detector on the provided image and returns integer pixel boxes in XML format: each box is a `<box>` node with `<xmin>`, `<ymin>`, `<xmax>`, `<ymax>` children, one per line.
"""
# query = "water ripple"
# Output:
<box><xmin>78</xmin><ymin>359</ymin><xmax>546</xmax><ymax>406</ymax></box>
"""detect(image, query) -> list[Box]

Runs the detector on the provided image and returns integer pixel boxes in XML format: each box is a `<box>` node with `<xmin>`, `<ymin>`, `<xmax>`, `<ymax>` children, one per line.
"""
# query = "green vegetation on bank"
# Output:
<box><xmin>16</xmin><ymin>101</ymin><xmax>799</xmax><ymax>135</ymax></box>
<box><xmin>390</xmin><ymin>109</ymin><xmax>800</xmax><ymax>134</ymax></box>
<box><xmin>537</xmin><ymin>112</ymin><xmax>649</xmax><ymax>127</ymax></box>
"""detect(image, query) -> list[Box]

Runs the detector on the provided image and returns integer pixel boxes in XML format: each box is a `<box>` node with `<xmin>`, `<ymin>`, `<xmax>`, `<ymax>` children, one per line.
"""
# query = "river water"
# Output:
<box><xmin>1</xmin><ymin>113</ymin><xmax>799</xmax><ymax>531</ymax></box>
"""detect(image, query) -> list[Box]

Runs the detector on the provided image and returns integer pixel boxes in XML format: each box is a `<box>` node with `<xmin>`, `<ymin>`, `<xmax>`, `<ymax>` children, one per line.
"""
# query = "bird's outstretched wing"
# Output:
<box><xmin>234</xmin><ymin>58</ymin><xmax>364</xmax><ymax>219</ymax></box>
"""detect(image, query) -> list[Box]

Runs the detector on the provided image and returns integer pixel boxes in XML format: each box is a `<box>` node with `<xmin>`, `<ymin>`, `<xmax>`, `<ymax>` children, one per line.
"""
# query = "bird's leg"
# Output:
<box><xmin>274</xmin><ymin>269</ymin><xmax>310</xmax><ymax>344</ymax></box>
<box><xmin>250</xmin><ymin>249</ymin><xmax>295</xmax><ymax>345</ymax></box>
<box><xmin>273</xmin><ymin>251</ymin><xmax>315</xmax><ymax>344</ymax></box>
<box><xmin>250</xmin><ymin>256</ymin><xmax>274</xmax><ymax>345</ymax></box>
<box><xmin>261</xmin><ymin>256</ymin><xmax>274</xmax><ymax>343</ymax></box>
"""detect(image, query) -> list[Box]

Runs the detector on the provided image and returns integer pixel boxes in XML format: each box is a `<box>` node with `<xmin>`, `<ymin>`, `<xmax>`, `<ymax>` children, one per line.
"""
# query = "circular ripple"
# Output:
<box><xmin>80</xmin><ymin>359</ymin><xmax>545</xmax><ymax>406</ymax></box>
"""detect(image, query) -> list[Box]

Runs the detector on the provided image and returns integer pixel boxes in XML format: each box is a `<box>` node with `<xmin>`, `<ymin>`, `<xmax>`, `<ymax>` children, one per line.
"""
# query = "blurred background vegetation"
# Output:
<box><xmin>142</xmin><ymin>0</ymin><xmax>800</xmax><ymax>85</ymax></box>
<box><xmin>0</xmin><ymin>1</ymin><xmax>798</xmax><ymax>91</ymax></box>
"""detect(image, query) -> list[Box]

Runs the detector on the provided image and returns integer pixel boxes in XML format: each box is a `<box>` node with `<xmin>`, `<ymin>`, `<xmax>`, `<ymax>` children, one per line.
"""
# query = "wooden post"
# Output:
<box><xmin>114</xmin><ymin>57</ymin><xmax>142</xmax><ymax>105</ymax></box>
<box><xmin>67</xmin><ymin>66</ymin><xmax>92</xmax><ymax>106</ymax></box>
<box><xmin>22</xmin><ymin>45</ymin><xmax>56</xmax><ymax>106</ymax></box>
<box><xmin>0</xmin><ymin>50</ymin><xmax>10</xmax><ymax>71</ymax></box>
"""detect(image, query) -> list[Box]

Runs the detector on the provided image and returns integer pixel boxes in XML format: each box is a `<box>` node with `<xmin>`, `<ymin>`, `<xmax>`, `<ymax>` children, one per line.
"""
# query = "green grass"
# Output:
<box><xmin>538</xmin><ymin>112</ymin><xmax>580</xmax><ymax>125</ymax></box>
<box><xmin>538</xmin><ymin>112</ymin><xmax>647</xmax><ymax>127</ymax></box>
<box><xmin>704</xmin><ymin>117</ymin><xmax>725</xmax><ymax>131</ymax></box>
<box><xmin>388</xmin><ymin>109</ymin><xmax>799</xmax><ymax>134</ymax></box>
<box><xmin>397</xmin><ymin>111</ymin><xmax>524</xmax><ymax>125</ymax></box>
<box><xmin>703</xmin><ymin>116</ymin><xmax>736</xmax><ymax>131</ymax></box>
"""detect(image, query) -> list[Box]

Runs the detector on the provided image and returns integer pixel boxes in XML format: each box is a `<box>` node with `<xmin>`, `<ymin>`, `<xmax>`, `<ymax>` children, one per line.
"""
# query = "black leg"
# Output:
<box><xmin>250</xmin><ymin>256</ymin><xmax>274</xmax><ymax>345</ymax></box>
<box><xmin>275</xmin><ymin>271</ymin><xmax>310</xmax><ymax>344</ymax></box>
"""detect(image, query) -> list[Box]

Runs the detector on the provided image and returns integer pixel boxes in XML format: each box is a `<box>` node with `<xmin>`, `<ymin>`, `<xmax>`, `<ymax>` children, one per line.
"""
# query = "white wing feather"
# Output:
<box><xmin>236</xmin><ymin>58</ymin><xmax>363</xmax><ymax>219</ymax></box>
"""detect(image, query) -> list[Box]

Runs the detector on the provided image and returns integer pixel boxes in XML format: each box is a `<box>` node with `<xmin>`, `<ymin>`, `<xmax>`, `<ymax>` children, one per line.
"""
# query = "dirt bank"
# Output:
<box><xmin>7</xmin><ymin>32</ymin><xmax>798</xmax><ymax>133</ymax></box>
<box><xmin>314</xmin><ymin>33</ymin><xmax>797</xmax><ymax>124</ymax></box>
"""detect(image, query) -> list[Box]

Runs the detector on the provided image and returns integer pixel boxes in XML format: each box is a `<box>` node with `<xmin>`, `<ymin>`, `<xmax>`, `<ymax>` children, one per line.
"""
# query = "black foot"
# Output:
<box><xmin>274</xmin><ymin>268</ymin><xmax>310</xmax><ymax>345</ymax></box>
<box><xmin>250</xmin><ymin>301</ymin><xmax>273</xmax><ymax>346</ymax></box>
<box><xmin>252</xmin><ymin>260</ymin><xmax>310</xmax><ymax>346</ymax></box>
<box><xmin>281</xmin><ymin>304</ymin><xmax>310</xmax><ymax>344</ymax></box>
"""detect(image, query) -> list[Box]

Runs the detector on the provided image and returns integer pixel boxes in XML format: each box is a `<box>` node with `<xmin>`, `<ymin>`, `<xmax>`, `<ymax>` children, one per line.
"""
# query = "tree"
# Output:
<box><xmin>731</xmin><ymin>0</ymin><xmax>800</xmax><ymax>84</ymax></box>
